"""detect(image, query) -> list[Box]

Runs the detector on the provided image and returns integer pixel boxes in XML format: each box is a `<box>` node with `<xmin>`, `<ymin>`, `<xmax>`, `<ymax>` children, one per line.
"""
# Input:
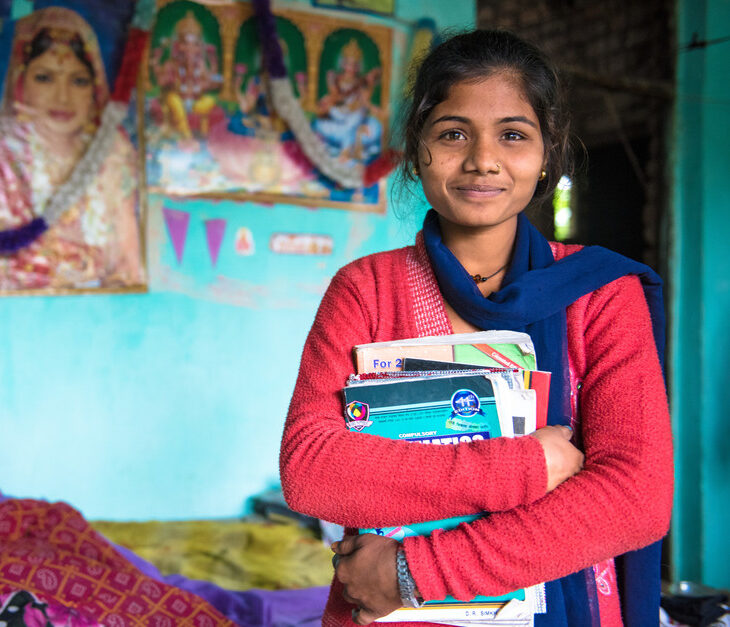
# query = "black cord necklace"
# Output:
<box><xmin>471</xmin><ymin>264</ymin><xmax>507</xmax><ymax>284</ymax></box>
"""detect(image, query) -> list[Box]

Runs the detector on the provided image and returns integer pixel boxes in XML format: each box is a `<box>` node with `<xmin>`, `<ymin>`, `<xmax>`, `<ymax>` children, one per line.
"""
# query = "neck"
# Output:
<box><xmin>438</xmin><ymin>215</ymin><xmax>518</xmax><ymax>285</ymax></box>
<box><xmin>31</xmin><ymin>125</ymin><xmax>88</xmax><ymax>186</ymax></box>
<box><xmin>34</xmin><ymin>124</ymin><xmax>85</xmax><ymax>158</ymax></box>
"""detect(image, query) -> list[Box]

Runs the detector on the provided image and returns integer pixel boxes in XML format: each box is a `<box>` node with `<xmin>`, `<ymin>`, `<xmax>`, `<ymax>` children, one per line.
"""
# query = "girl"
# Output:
<box><xmin>280</xmin><ymin>29</ymin><xmax>672</xmax><ymax>626</ymax></box>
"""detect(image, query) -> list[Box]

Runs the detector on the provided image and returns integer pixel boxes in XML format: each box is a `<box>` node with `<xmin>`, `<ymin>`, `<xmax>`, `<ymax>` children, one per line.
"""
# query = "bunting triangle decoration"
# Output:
<box><xmin>204</xmin><ymin>219</ymin><xmax>227</xmax><ymax>267</ymax></box>
<box><xmin>162</xmin><ymin>208</ymin><xmax>190</xmax><ymax>265</ymax></box>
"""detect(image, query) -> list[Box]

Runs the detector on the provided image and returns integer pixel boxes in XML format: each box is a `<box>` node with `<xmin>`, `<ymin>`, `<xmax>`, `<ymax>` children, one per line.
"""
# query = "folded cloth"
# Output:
<box><xmin>0</xmin><ymin>498</ymin><xmax>235</xmax><ymax>626</ymax></box>
<box><xmin>115</xmin><ymin>541</ymin><xmax>329</xmax><ymax>626</ymax></box>
<box><xmin>1</xmin><ymin>589</ymin><xmax>104</xmax><ymax>626</ymax></box>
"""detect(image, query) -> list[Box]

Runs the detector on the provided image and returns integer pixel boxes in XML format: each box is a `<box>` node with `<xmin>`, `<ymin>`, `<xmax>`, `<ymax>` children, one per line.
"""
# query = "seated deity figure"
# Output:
<box><xmin>313</xmin><ymin>38</ymin><xmax>383</xmax><ymax>164</ymax></box>
<box><xmin>150</xmin><ymin>10</ymin><xmax>222</xmax><ymax>140</ymax></box>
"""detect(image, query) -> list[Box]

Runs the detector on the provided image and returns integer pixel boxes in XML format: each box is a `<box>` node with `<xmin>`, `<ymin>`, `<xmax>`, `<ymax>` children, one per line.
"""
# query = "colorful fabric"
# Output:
<box><xmin>112</xmin><ymin>542</ymin><xmax>329</xmax><ymax>626</ymax></box>
<box><xmin>0</xmin><ymin>589</ymin><xmax>103</xmax><ymax>626</ymax></box>
<box><xmin>421</xmin><ymin>209</ymin><xmax>666</xmax><ymax>626</ymax></box>
<box><xmin>0</xmin><ymin>499</ymin><xmax>235</xmax><ymax>626</ymax></box>
<box><xmin>0</xmin><ymin>119</ymin><xmax>143</xmax><ymax>290</ymax></box>
<box><xmin>92</xmin><ymin>517</ymin><xmax>333</xmax><ymax>591</ymax></box>
<box><xmin>281</xmin><ymin>230</ymin><xmax>673</xmax><ymax>626</ymax></box>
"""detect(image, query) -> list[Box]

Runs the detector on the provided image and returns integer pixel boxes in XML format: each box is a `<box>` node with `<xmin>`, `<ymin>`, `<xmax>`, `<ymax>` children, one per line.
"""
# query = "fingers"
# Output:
<box><xmin>531</xmin><ymin>425</ymin><xmax>584</xmax><ymax>492</ymax></box>
<box><xmin>331</xmin><ymin>534</ymin><xmax>361</xmax><ymax>555</ymax></box>
<box><xmin>352</xmin><ymin>607</ymin><xmax>376</xmax><ymax>625</ymax></box>
<box><xmin>12</xmin><ymin>101</ymin><xmax>40</xmax><ymax>120</ymax></box>
<box><xmin>556</xmin><ymin>425</ymin><xmax>573</xmax><ymax>439</ymax></box>
<box><xmin>332</xmin><ymin>534</ymin><xmax>402</xmax><ymax>622</ymax></box>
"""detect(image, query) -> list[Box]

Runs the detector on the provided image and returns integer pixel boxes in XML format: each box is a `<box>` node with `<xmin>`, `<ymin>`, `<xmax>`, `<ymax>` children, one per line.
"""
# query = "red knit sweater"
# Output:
<box><xmin>280</xmin><ymin>237</ymin><xmax>673</xmax><ymax>626</ymax></box>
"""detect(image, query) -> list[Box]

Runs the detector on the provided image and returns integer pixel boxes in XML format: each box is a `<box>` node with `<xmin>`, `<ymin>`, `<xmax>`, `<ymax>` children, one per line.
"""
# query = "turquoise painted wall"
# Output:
<box><xmin>0</xmin><ymin>0</ymin><xmax>474</xmax><ymax>520</ymax></box>
<box><xmin>671</xmin><ymin>0</ymin><xmax>730</xmax><ymax>589</ymax></box>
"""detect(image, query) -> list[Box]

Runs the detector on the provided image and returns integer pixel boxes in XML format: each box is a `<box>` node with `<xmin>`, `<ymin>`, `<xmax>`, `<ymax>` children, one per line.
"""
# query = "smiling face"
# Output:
<box><xmin>418</xmin><ymin>73</ymin><xmax>545</xmax><ymax>234</ymax></box>
<box><xmin>22</xmin><ymin>43</ymin><xmax>95</xmax><ymax>137</ymax></box>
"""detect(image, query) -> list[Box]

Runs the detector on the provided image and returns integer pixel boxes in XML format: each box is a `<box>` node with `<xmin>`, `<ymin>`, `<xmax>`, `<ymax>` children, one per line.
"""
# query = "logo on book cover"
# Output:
<box><xmin>345</xmin><ymin>401</ymin><xmax>373</xmax><ymax>432</ymax></box>
<box><xmin>450</xmin><ymin>389</ymin><xmax>485</xmax><ymax>419</ymax></box>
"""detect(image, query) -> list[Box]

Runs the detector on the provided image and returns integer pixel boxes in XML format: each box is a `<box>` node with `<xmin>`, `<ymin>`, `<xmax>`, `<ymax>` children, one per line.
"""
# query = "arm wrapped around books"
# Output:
<box><xmin>403</xmin><ymin>275</ymin><xmax>673</xmax><ymax>603</ymax></box>
<box><xmin>280</xmin><ymin>267</ymin><xmax>549</xmax><ymax>529</ymax></box>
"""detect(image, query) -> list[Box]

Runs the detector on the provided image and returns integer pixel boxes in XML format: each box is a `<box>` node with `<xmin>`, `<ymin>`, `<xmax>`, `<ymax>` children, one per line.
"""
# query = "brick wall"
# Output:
<box><xmin>477</xmin><ymin>0</ymin><xmax>674</xmax><ymax>268</ymax></box>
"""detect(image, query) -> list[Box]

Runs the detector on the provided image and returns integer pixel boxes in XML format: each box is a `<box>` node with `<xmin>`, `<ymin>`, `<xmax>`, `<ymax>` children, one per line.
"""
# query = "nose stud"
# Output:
<box><xmin>477</xmin><ymin>163</ymin><xmax>501</xmax><ymax>175</ymax></box>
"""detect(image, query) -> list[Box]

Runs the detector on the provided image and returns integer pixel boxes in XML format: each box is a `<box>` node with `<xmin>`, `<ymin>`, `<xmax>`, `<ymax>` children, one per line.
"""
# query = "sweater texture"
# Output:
<box><xmin>280</xmin><ymin>236</ymin><xmax>673</xmax><ymax>627</ymax></box>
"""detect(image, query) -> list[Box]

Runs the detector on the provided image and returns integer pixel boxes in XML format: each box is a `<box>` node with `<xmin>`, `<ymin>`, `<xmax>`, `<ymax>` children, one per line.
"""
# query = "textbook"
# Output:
<box><xmin>376</xmin><ymin>590</ymin><xmax>545</xmax><ymax>624</ymax></box>
<box><xmin>353</xmin><ymin>331</ymin><xmax>537</xmax><ymax>374</ymax></box>
<box><xmin>399</xmin><ymin>359</ymin><xmax>550</xmax><ymax>431</ymax></box>
<box><xmin>349</xmin><ymin>363</ymin><xmax>550</xmax><ymax>432</ymax></box>
<box><xmin>342</xmin><ymin>370</ymin><xmax>547</xmax><ymax>624</ymax></box>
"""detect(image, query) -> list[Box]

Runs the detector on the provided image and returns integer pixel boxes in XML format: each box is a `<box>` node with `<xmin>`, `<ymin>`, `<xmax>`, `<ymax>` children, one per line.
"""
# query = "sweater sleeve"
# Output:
<box><xmin>280</xmin><ymin>264</ymin><xmax>548</xmax><ymax>528</ymax></box>
<box><xmin>404</xmin><ymin>275</ymin><xmax>673</xmax><ymax>602</ymax></box>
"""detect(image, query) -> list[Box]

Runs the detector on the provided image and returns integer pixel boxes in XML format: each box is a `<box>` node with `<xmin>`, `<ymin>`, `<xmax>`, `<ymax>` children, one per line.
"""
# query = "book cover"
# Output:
<box><xmin>399</xmin><ymin>359</ymin><xmax>550</xmax><ymax>430</ymax></box>
<box><xmin>353</xmin><ymin>331</ymin><xmax>537</xmax><ymax>374</ymax></box>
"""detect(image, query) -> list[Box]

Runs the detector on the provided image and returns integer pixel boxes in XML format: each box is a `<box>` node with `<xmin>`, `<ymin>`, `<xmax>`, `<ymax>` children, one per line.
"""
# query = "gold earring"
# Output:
<box><xmin>538</xmin><ymin>170</ymin><xmax>547</xmax><ymax>181</ymax></box>
<box><xmin>412</xmin><ymin>166</ymin><xmax>420</xmax><ymax>177</ymax></box>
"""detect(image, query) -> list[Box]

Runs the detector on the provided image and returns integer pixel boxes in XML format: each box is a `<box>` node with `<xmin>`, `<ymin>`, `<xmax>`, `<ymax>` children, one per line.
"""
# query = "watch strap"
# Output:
<box><xmin>396</xmin><ymin>546</ymin><xmax>425</xmax><ymax>608</ymax></box>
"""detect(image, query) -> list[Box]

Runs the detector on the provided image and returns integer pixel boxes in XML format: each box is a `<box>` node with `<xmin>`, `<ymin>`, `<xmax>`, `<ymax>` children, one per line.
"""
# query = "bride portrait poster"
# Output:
<box><xmin>140</xmin><ymin>0</ymin><xmax>393</xmax><ymax>212</ymax></box>
<box><xmin>0</xmin><ymin>0</ymin><xmax>147</xmax><ymax>295</ymax></box>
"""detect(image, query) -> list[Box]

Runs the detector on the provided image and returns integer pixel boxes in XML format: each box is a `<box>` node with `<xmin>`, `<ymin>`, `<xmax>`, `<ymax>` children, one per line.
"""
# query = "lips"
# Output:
<box><xmin>456</xmin><ymin>184</ymin><xmax>502</xmax><ymax>192</ymax></box>
<box><xmin>48</xmin><ymin>110</ymin><xmax>75</xmax><ymax>121</ymax></box>
<box><xmin>454</xmin><ymin>183</ymin><xmax>504</xmax><ymax>198</ymax></box>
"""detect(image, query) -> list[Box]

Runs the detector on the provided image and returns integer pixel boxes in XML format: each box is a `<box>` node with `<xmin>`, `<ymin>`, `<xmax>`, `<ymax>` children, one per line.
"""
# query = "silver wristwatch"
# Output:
<box><xmin>396</xmin><ymin>546</ymin><xmax>425</xmax><ymax>608</ymax></box>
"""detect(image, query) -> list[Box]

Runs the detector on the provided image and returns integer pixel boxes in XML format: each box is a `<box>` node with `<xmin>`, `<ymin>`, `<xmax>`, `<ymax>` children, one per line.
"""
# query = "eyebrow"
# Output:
<box><xmin>429</xmin><ymin>114</ymin><xmax>539</xmax><ymax>129</ymax></box>
<box><xmin>430</xmin><ymin>115</ymin><xmax>470</xmax><ymax>126</ymax></box>
<box><xmin>499</xmin><ymin>116</ymin><xmax>539</xmax><ymax>129</ymax></box>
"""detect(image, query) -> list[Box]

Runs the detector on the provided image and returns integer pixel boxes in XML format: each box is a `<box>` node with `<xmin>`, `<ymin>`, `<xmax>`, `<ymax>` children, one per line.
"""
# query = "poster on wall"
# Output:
<box><xmin>0</xmin><ymin>0</ymin><xmax>147</xmax><ymax>295</ymax></box>
<box><xmin>312</xmin><ymin>0</ymin><xmax>395</xmax><ymax>17</ymax></box>
<box><xmin>140</xmin><ymin>0</ymin><xmax>393</xmax><ymax>212</ymax></box>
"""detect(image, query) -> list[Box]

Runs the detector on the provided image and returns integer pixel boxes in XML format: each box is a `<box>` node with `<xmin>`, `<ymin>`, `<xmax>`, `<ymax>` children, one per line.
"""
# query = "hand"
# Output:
<box><xmin>12</xmin><ymin>101</ymin><xmax>77</xmax><ymax>148</ymax></box>
<box><xmin>530</xmin><ymin>425</ymin><xmax>584</xmax><ymax>492</ymax></box>
<box><xmin>331</xmin><ymin>534</ymin><xmax>402</xmax><ymax>624</ymax></box>
<box><xmin>13</xmin><ymin>101</ymin><xmax>41</xmax><ymax>124</ymax></box>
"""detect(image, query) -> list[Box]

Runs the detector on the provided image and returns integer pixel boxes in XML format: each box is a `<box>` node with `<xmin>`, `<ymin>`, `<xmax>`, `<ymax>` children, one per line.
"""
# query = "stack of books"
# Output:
<box><xmin>341</xmin><ymin>332</ymin><xmax>550</xmax><ymax>626</ymax></box>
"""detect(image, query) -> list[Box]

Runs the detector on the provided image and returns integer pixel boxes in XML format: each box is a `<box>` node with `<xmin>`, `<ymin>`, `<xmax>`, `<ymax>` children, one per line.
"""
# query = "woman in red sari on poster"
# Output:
<box><xmin>0</xmin><ymin>7</ymin><xmax>143</xmax><ymax>292</ymax></box>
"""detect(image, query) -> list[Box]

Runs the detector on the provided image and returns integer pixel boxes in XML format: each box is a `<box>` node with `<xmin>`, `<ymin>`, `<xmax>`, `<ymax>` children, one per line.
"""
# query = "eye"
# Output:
<box><xmin>32</xmin><ymin>71</ymin><xmax>52</xmax><ymax>84</ymax></box>
<box><xmin>439</xmin><ymin>129</ymin><xmax>467</xmax><ymax>141</ymax></box>
<box><xmin>72</xmin><ymin>75</ymin><xmax>92</xmax><ymax>88</ymax></box>
<box><xmin>502</xmin><ymin>130</ymin><xmax>526</xmax><ymax>141</ymax></box>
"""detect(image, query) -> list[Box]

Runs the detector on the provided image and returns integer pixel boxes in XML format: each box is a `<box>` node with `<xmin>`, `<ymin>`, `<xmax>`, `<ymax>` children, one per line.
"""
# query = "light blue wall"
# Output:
<box><xmin>671</xmin><ymin>0</ymin><xmax>730</xmax><ymax>589</ymax></box>
<box><xmin>0</xmin><ymin>0</ymin><xmax>474</xmax><ymax>520</ymax></box>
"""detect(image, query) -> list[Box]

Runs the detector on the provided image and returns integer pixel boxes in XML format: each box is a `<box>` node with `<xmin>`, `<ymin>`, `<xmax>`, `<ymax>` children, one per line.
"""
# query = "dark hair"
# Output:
<box><xmin>400</xmin><ymin>29</ymin><xmax>571</xmax><ymax>206</ymax></box>
<box><xmin>24</xmin><ymin>28</ymin><xmax>96</xmax><ymax>84</ymax></box>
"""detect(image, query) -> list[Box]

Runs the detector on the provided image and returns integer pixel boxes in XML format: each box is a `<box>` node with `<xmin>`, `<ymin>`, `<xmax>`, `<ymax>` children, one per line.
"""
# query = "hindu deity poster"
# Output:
<box><xmin>0</xmin><ymin>0</ymin><xmax>147</xmax><ymax>295</ymax></box>
<box><xmin>140</xmin><ymin>0</ymin><xmax>393</xmax><ymax>212</ymax></box>
<box><xmin>312</xmin><ymin>0</ymin><xmax>395</xmax><ymax>16</ymax></box>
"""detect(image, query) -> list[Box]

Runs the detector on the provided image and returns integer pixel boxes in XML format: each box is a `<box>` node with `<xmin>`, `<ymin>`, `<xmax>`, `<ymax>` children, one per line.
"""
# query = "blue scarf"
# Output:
<box><xmin>422</xmin><ymin>209</ymin><xmax>665</xmax><ymax>626</ymax></box>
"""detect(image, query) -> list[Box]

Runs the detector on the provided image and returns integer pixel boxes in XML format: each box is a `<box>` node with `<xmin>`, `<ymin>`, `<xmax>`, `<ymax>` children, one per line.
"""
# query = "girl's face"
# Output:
<box><xmin>418</xmin><ymin>73</ymin><xmax>545</xmax><ymax>233</ymax></box>
<box><xmin>22</xmin><ymin>43</ymin><xmax>95</xmax><ymax>137</ymax></box>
